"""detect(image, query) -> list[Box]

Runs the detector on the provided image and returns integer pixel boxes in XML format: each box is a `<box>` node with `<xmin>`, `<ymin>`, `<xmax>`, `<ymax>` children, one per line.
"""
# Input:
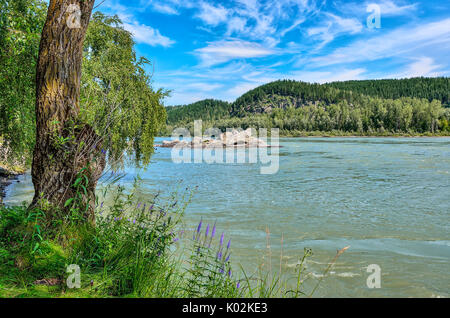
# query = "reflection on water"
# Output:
<box><xmin>4</xmin><ymin>137</ymin><xmax>450</xmax><ymax>297</ymax></box>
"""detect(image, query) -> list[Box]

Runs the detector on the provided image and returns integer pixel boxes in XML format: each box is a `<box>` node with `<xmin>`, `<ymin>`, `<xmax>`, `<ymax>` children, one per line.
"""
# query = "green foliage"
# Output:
<box><xmin>165</xmin><ymin>79</ymin><xmax>449</xmax><ymax>135</ymax></box>
<box><xmin>0</xmin><ymin>0</ymin><xmax>47</xmax><ymax>166</ymax></box>
<box><xmin>184</xmin><ymin>224</ymin><xmax>240</xmax><ymax>298</ymax></box>
<box><xmin>80</xmin><ymin>12</ymin><xmax>167</xmax><ymax>167</ymax></box>
<box><xmin>0</xmin><ymin>4</ymin><xmax>167</xmax><ymax>168</ymax></box>
<box><xmin>0</xmin><ymin>183</ymin><xmax>323</xmax><ymax>298</ymax></box>
<box><xmin>326</xmin><ymin>77</ymin><xmax>450</xmax><ymax>107</ymax></box>
<box><xmin>64</xmin><ymin>167</ymin><xmax>91</xmax><ymax>224</ymax></box>
<box><xmin>232</xmin><ymin>80</ymin><xmax>356</xmax><ymax>115</ymax></box>
<box><xmin>166</xmin><ymin>99</ymin><xmax>232</xmax><ymax>125</ymax></box>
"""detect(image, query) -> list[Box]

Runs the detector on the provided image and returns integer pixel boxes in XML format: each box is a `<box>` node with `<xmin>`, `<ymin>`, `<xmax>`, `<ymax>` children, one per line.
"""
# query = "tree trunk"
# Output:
<box><xmin>31</xmin><ymin>0</ymin><xmax>105</xmax><ymax>223</ymax></box>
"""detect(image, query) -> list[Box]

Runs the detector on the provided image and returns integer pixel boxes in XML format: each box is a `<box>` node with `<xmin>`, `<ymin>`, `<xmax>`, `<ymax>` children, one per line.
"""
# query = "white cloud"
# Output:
<box><xmin>311</xmin><ymin>18</ymin><xmax>450</xmax><ymax>66</ymax></box>
<box><xmin>392</xmin><ymin>57</ymin><xmax>444</xmax><ymax>78</ymax></box>
<box><xmin>123</xmin><ymin>22</ymin><xmax>175</xmax><ymax>47</ymax></box>
<box><xmin>377</xmin><ymin>0</ymin><xmax>418</xmax><ymax>15</ymax></box>
<box><xmin>290</xmin><ymin>68</ymin><xmax>367</xmax><ymax>83</ymax></box>
<box><xmin>336</xmin><ymin>0</ymin><xmax>418</xmax><ymax>17</ymax></box>
<box><xmin>226</xmin><ymin>82</ymin><xmax>261</xmax><ymax>99</ymax></box>
<box><xmin>185</xmin><ymin>82</ymin><xmax>224</xmax><ymax>92</ymax></box>
<box><xmin>306</xmin><ymin>13</ymin><xmax>363</xmax><ymax>49</ymax></box>
<box><xmin>195</xmin><ymin>40</ymin><xmax>276</xmax><ymax>66</ymax></box>
<box><xmin>195</xmin><ymin>2</ymin><xmax>230</xmax><ymax>26</ymax></box>
<box><xmin>226</xmin><ymin>17</ymin><xmax>249</xmax><ymax>35</ymax></box>
<box><xmin>152</xmin><ymin>3</ymin><xmax>179</xmax><ymax>15</ymax></box>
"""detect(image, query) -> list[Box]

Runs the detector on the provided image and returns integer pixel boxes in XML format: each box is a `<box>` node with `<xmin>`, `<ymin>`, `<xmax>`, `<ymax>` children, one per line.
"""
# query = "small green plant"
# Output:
<box><xmin>64</xmin><ymin>166</ymin><xmax>91</xmax><ymax>225</ymax></box>
<box><xmin>27</xmin><ymin>207</ymin><xmax>46</xmax><ymax>256</ymax></box>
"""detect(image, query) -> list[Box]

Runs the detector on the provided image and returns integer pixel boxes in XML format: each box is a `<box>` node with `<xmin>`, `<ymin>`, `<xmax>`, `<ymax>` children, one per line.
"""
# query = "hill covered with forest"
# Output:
<box><xmin>166</xmin><ymin>99</ymin><xmax>232</xmax><ymax>125</ymax></box>
<box><xmin>165</xmin><ymin>77</ymin><xmax>450</xmax><ymax>136</ymax></box>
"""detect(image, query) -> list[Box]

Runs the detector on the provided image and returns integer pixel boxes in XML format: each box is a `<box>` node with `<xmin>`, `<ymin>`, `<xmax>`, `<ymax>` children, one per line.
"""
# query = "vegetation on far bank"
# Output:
<box><xmin>164</xmin><ymin>79</ymin><xmax>450</xmax><ymax>137</ymax></box>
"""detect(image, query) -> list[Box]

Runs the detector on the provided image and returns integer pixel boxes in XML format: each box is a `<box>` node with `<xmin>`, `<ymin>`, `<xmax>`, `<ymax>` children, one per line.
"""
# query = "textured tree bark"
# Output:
<box><xmin>31</xmin><ymin>0</ymin><xmax>105</xmax><ymax>223</ymax></box>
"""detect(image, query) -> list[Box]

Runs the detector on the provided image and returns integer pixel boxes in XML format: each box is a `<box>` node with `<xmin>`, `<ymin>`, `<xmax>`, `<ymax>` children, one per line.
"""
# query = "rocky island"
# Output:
<box><xmin>157</xmin><ymin>128</ymin><xmax>277</xmax><ymax>148</ymax></box>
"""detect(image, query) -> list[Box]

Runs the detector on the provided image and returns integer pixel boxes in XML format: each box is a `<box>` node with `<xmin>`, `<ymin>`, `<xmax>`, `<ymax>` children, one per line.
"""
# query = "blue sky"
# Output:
<box><xmin>94</xmin><ymin>0</ymin><xmax>450</xmax><ymax>105</ymax></box>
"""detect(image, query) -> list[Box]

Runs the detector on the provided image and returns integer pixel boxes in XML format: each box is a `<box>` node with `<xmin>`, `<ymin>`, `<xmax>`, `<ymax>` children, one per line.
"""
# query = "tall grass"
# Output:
<box><xmin>0</xmin><ymin>177</ymin><xmax>347</xmax><ymax>298</ymax></box>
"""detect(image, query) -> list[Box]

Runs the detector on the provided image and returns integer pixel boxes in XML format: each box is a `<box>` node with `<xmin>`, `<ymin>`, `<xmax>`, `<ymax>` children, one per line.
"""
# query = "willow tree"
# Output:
<box><xmin>0</xmin><ymin>0</ymin><xmax>47</xmax><ymax>167</ymax></box>
<box><xmin>80</xmin><ymin>12</ymin><xmax>167</xmax><ymax>168</ymax></box>
<box><xmin>31</xmin><ymin>1</ymin><xmax>166</xmax><ymax>222</ymax></box>
<box><xmin>31</xmin><ymin>0</ymin><xmax>99</xmax><ymax>222</ymax></box>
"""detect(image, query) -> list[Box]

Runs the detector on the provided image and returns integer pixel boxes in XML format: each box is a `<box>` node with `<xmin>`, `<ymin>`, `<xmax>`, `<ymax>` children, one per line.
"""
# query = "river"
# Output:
<box><xmin>4</xmin><ymin>137</ymin><xmax>450</xmax><ymax>297</ymax></box>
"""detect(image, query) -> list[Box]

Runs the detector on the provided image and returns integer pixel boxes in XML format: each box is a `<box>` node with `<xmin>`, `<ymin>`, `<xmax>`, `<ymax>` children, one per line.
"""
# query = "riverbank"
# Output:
<box><xmin>279</xmin><ymin>130</ymin><xmax>450</xmax><ymax>138</ymax></box>
<box><xmin>0</xmin><ymin>165</ymin><xmax>25</xmax><ymax>204</ymax></box>
<box><xmin>158</xmin><ymin>130</ymin><xmax>450</xmax><ymax>138</ymax></box>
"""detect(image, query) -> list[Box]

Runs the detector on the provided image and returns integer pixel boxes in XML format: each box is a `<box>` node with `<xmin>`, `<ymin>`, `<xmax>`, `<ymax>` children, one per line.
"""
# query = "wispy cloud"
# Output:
<box><xmin>391</xmin><ymin>57</ymin><xmax>444</xmax><ymax>78</ymax></box>
<box><xmin>375</xmin><ymin>0</ymin><xmax>418</xmax><ymax>15</ymax></box>
<box><xmin>100</xmin><ymin>0</ymin><xmax>449</xmax><ymax>106</ymax></box>
<box><xmin>123</xmin><ymin>22</ymin><xmax>175</xmax><ymax>47</ymax></box>
<box><xmin>311</xmin><ymin>18</ymin><xmax>450</xmax><ymax>66</ymax></box>
<box><xmin>194</xmin><ymin>40</ymin><xmax>276</xmax><ymax>66</ymax></box>
<box><xmin>195</xmin><ymin>2</ymin><xmax>230</xmax><ymax>26</ymax></box>
<box><xmin>152</xmin><ymin>3</ymin><xmax>179</xmax><ymax>15</ymax></box>
<box><xmin>336</xmin><ymin>0</ymin><xmax>418</xmax><ymax>17</ymax></box>
<box><xmin>306</xmin><ymin>13</ymin><xmax>363</xmax><ymax>49</ymax></box>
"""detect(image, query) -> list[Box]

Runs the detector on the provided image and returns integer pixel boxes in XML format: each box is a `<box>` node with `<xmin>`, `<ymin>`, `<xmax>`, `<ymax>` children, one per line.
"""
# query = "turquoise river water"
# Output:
<box><xmin>4</xmin><ymin>137</ymin><xmax>450</xmax><ymax>297</ymax></box>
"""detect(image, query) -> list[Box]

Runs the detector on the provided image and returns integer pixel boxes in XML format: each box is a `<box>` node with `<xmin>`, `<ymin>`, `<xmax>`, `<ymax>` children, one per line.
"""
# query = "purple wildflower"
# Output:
<box><xmin>217</xmin><ymin>251</ymin><xmax>222</xmax><ymax>260</ymax></box>
<box><xmin>211</xmin><ymin>224</ymin><xmax>216</xmax><ymax>238</ymax></box>
<box><xmin>225</xmin><ymin>254</ymin><xmax>231</xmax><ymax>262</ymax></box>
<box><xmin>197</xmin><ymin>220</ymin><xmax>202</xmax><ymax>233</ymax></box>
<box><xmin>220</xmin><ymin>233</ymin><xmax>225</xmax><ymax>247</ymax></box>
<box><xmin>173</xmin><ymin>238</ymin><xmax>180</xmax><ymax>243</ymax></box>
<box><xmin>237</xmin><ymin>282</ymin><xmax>240</xmax><ymax>289</ymax></box>
<box><xmin>228</xmin><ymin>269</ymin><xmax>232</xmax><ymax>277</ymax></box>
<box><xmin>205</xmin><ymin>224</ymin><xmax>210</xmax><ymax>238</ymax></box>
<box><xmin>227</xmin><ymin>239</ymin><xmax>231</xmax><ymax>250</ymax></box>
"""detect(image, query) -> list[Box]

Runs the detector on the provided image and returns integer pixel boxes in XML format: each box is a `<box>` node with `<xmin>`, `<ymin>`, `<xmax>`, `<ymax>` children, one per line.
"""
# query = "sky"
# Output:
<box><xmin>93</xmin><ymin>0</ymin><xmax>450</xmax><ymax>105</ymax></box>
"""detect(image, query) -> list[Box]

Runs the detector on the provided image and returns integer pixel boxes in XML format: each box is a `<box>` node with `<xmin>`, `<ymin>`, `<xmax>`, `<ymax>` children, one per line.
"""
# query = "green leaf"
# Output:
<box><xmin>64</xmin><ymin>198</ymin><xmax>74</xmax><ymax>207</ymax></box>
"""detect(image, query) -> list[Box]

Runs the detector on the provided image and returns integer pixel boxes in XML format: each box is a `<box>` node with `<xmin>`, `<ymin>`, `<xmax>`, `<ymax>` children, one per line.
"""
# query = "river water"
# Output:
<box><xmin>4</xmin><ymin>137</ymin><xmax>450</xmax><ymax>297</ymax></box>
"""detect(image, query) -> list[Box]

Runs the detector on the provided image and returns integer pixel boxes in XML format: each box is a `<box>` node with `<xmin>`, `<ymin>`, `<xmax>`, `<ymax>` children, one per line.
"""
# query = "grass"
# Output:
<box><xmin>0</xmin><ymin>178</ymin><xmax>347</xmax><ymax>298</ymax></box>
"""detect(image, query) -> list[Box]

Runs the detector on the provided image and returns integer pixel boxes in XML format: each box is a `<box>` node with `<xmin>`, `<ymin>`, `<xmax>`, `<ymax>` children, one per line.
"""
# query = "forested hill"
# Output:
<box><xmin>164</xmin><ymin>77</ymin><xmax>450</xmax><ymax>135</ymax></box>
<box><xmin>166</xmin><ymin>99</ymin><xmax>232</xmax><ymax>125</ymax></box>
<box><xmin>231</xmin><ymin>77</ymin><xmax>449</xmax><ymax>115</ymax></box>
<box><xmin>326</xmin><ymin>77</ymin><xmax>450</xmax><ymax>107</ymax></box>
<box><xmin>232</xmin><ymin>80</ymin><xmax>355</xmax><ymax>115</ymax></box>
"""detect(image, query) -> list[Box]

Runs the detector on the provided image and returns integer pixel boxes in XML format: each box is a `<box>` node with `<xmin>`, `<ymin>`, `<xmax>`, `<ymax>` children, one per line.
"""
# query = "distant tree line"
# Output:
<box><xmin>164</xmin><ymin>78</ymin><xmax>450</xmax><ymax>135</ymax></box>
<box><xmin>326</xmin><ymin>77</ymin><xmax>450</xmax><ymax>107</ymax></box>
<box><xmin>166</xmin><ymin>99</ymin><xmax>232</xmax><ymax>125</ymax></box>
